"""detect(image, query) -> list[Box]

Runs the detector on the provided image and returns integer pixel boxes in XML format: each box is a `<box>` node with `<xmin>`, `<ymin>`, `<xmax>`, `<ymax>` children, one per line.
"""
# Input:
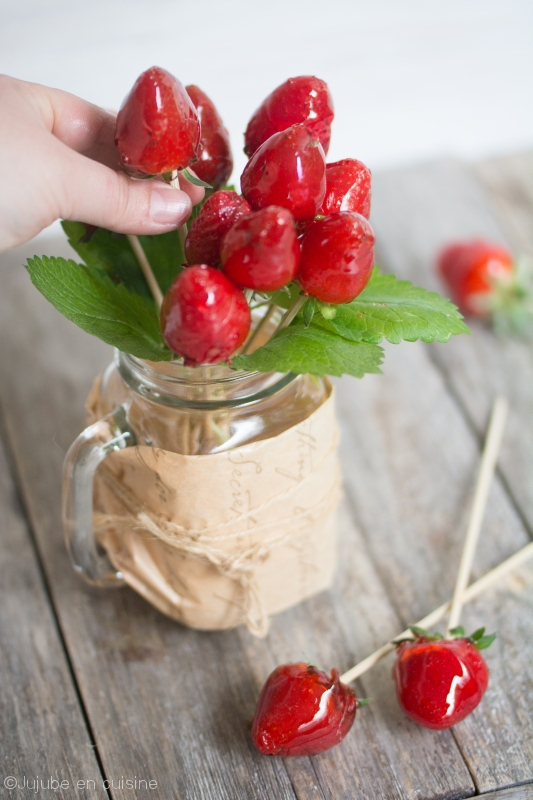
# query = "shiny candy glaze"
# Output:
<box><xmin>244</xmin><ymin>75</ymin><xmax>334</xmax><ymax>157</ymax></box>
<box><xmin>252</xmin><ymin>663</ymin><xmax>357</xmax><ymax>757</ymax></box>
<box><xmin>438</xmin><ymin>240</ymin><xmax>514</xmax><ymax>316</ymax></box>
<box><xmin>185</xmin><ymin>191</ymin><xmax>251</xmax><ymax>267</ymax></box>
<box><xmin>115</xmin><ymin>66</ymin><xmax>200</xmax><ymax>175</ymax></box>
<box><xmin>160</xmin><ymin>265</ymin><xmax>250</xmax><ymax>365</ymax></box>
<box><xmin>241</xmin><ymin>124</ymin><xmax>326</xmax><ymax>222</ymax></box>
<box><xmin>393</xmin><ymin>637</ymin><xmax>489</xmax><ymax>729</ymax></box>
<box><xmin>297</xmin><ymin>212</ymin><xmax>375</xmax><ymax>304</ymax></box>
<box><xmin>186</xmin><ymin>85</ymin><xmax>233</xmax><ymax>188</ymax></box>
<box><xmin>320</xmin><ymin>158</ymin><xmax>372</xmax><ymax>219</ymax></box>
<box><xmin>221</xmin><ymin>205</ymin><xmax>300</xmax><ymax>291</ymax></box>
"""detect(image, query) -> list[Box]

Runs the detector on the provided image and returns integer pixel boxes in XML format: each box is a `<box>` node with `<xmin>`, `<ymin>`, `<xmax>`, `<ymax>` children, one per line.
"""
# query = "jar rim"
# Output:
<box><xmin>115</xmin><ymin>351</ymin><xmax>297</xmax><ymax>409</ymax></box>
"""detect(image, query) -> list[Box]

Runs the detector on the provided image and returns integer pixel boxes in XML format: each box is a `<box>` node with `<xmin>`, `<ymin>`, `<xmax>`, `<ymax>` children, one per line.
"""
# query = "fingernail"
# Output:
<box><xmin>150</xmin><ymin>185</ymin><xmax>191</xmax><ymax>225</ymax></box>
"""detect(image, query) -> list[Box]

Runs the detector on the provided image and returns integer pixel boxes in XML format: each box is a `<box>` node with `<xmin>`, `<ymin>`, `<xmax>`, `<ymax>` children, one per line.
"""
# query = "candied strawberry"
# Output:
<box><xmin>393</xmin><ymin>633</ymin><xmax>491</xmax><ymax>729</ymax></box>
<box><xmin>161</xmin><ymin>265</ymin><xmax>250</xmax><ymax>364</ymax></box>
<box><xmin>241</xmin><ymin>124</ymin><xmax>326</xmax><ymax>222</ymax></box>
<box><xmin>221</xmin><ymin>206</ymin><xmax>300</xmax><ymax>291</ymax></box>
<box><xmin>252</xmin><ymin>663</ymin><xmax>358</xmax><ymax>757</ymax></box>
<box><xmin>438</xmin><ymin>240</ymin><xmax>515</xmax><ymax>317</ymax></box>
<box><xmin>186</xmin><ymin>85</ymin><xmax>233</xmax><ymax>188</ymax></box>
<box><xmin>297</xmin><ymin>212</ymin><xmax>375</xmax><ymax>304</ymax></box>
<box><xmin>115</xmin><ymin>66</ymin><xmax>200</xmax><ymax>175</ymax></box>
<box><xmin>185</xmin><ymin>191</ymin><xmax>252</xmax><ymax>267</ymax></box>
<box><xmin>319</xmin><ymin>159</ymin><xmax>371</xmax><ymax>219</ymax></box>
<box><xmin>244</xmin><ymin>76</ymin><xmax>334</xmax><ymax>157</ymax></box>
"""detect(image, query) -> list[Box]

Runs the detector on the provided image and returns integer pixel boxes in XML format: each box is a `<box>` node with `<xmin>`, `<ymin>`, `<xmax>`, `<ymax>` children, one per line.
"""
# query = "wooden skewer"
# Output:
<box><xmin>273</xmin><ymin>294</ymin><xmax>307</xmax><ymax>335</ymax></box>
<box><xmin>241</xmin><ymin>303</ymin><xmax>277</xmax><ymax>355</ymax></box>
<box><xmin>447</xmin><ymin>396</ymin><xmax>509</xmax><ymax>633</ymax></box>
<box><xmin>127</xmin><ymin>234</ymin><xmax>163</xmax><ymax>308</ymax></box>
<box><xmin>340</xmin><ymin>541</ymin><xmax>533</xmax><ymax>685</ymax></box>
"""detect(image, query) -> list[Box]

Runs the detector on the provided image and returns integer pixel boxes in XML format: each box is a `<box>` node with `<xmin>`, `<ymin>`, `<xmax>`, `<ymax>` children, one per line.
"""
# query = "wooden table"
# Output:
<box><xmin>1</xmin><ymin>153</ymin><xmax>532</xmax><ymax>800</ymax></box>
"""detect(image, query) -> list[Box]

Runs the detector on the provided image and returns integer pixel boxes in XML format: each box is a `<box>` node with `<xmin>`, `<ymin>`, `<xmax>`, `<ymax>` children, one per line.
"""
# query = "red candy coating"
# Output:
<box><xmin>161</xmin><ymin>265</ymin><xmax>250</xmax><ymax>365</ymax></box>
<box><xmin>185</xmin><ymin>191</ymin><xmax>252</xmax><ymax>268</ymax></box>
<box><xmin>241</xmin><ymin>124</ymin><xmax>326</xmax><ymax>222</ymax></box>
<box><xmin>252</xmin><ymin>663</ymin><xmax>357</xmax><ymax>757</ymax></box>
<box><xmin>186</xmin><ymin>85</ymin><xmax>233</xmax><ymax>188</ymax></box>
<box><xmin>320</xmin><ymin>159</ymin><xmax>372</xmax><ymax>219</ymax></box>
<box><xmin>297</xmin><ymin>212</ymin><xmax>375</xmax><ymax>304</ymax></box>
<box><xmin>393</xmin><ymin>637</ymin><xmax>489</xmax><ymax>730</ymax></box>
<box><xmin>115</xmin><ymin>66</ymin><xmax>200</xmax><ymax>175</ymax></box>
<box><xmin>438</xmin><ymin>240</ymin><xmax>514</xmax><ymax>317</ymax></box>
<box><xmin>221</xmin><ymin>206</ymin><xmax>300</xmax><ymax>291</ymax></box>
<box><xmin>244</xmin><ymin>76</ymin><xmax>334</xmax><ymax>157</ymax></box>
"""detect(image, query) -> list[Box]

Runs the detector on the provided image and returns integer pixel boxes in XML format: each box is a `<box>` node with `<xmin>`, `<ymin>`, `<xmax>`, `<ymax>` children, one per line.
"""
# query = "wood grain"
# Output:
<box><xmin>0</xmin><ymin>419</ymin><xmax>103</xmax><ymax>798</ymax></box>
<box><xmin>367</xmin><ymin>159</ymin><xmax>533</xmax><ymax>791</ymax></box>
<box><xmin>478</xmin><ymin>786</ymin><xmax>533</xmax><ymax>800</ymax></box>
<box><xmin>0</xmin><ymin>239</ymin><xmax>475</xmax><ymax>799</ymax></box>
<box><xmin>371</xmin><ymin>157</ymin><xmax>533</xmax><ymax>533</ymax></box>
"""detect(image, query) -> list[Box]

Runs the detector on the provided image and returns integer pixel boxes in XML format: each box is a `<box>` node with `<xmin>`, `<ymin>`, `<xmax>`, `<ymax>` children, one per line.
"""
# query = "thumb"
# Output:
<box><xmin>56</xmin><ymin>144</ymin><xmax>192</xmax><ymax>234</ymax></box>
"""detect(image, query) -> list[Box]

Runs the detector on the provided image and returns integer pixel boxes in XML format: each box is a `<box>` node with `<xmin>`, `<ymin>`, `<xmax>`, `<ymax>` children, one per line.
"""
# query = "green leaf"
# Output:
<box><xmin>264</xmin><ymin>282</ymin><xmax>301</xmax><ymax>310</ymax></box>
<box><xmin>181</xmin><ymin>167</ymin><xmax>212</xmax><ymax>188</ymax></box>
<box><xmin>61</xmin><ymin>221</ymin><xmax>184</xmax><ymax>297</ymax></box>
<box><xmin>313</xmin><ymin>267</ymin><xmax>470</xmax><ymax>344</ymax></box>
<box><xmin>302</xmin><ymin>298</ymin><xmax>315</xmax><ymax>328</ymax></box>
<box><xmin>449</xmin><ymin>626</ymin><xmax>466</xmax><ymax>638</ymax></box>
<box><xmin>409</xmin><ymin>625</ymin><xmax>443</xmax><ymax>641</ymax></box>
<box><xmin>232</xmin><ymin>324</ymin><xmax>383</xmax><ymax>378</ymax></box>
<box><xmin>469</xmin><ymin>627</ymin><xmax>486</xmax><ymax>641</ymax></box>
<box><xmin>26</xmin><ymin>255</ymin><xmax>172</xmax><ymax>361</ymax></box>
<box><xmin>473</xmin><ymin>632</ymin><xmax>497</xmax><ymax>651</ymax></box>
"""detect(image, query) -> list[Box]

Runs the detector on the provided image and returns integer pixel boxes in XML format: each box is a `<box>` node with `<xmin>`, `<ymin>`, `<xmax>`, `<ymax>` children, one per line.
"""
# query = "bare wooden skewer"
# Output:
<box><xmin>241</xmin><ymin>303</ymin><xmax>277</xmax><ymax>355</ymax></box>
<box><xmin>273</xmin><ymin>294</ymin><xmax>307</xmax><ymax>334</ymax></box>
<box><xmin>127</xmin><ymin>234</ymin><xmax>163</xmax><ymax>308</ymax></box>
<box><xmin>446</xmin><ymin>395</ymin><xmax>509</xmax><ymax>633</ymax></box>
<box><xmin>340</xmin><ymin>541</ymin><xmax>533</xmax><ymax>685</ymax></box>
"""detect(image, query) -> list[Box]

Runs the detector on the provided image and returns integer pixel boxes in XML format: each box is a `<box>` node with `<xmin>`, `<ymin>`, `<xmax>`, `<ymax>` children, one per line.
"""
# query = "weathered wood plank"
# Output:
<box><xmin>0</xmin><ymin>241</ymin><xmax>298</xmax><ymax>800</ymax></box>
<box><xmin>474</xmin><ymin>151</ymin><xmax>533</xmax><ymax>255</ymax></box>
<box><xmin>0</xmin><ymin>236</ymin><xmax>477</xmax><ymax>799</ymax></box>
<box><xmin>371</xmin><ymin>158</ymin><xmax>533</xmax><ymax>534</ymax></box>
<box><xmin>0</xmin><ymin>420</ymin><xmax>103</xmax><ymax>798</ymax></box>
<box><xmin>365</xmin><ymin>160</ymin><xmax>533</xmax><ymax>791</ymax></box>
<box><xmin>478</xmin><ymin>785</ymin><xmax>533</xmax><ymax>800</ymax></box>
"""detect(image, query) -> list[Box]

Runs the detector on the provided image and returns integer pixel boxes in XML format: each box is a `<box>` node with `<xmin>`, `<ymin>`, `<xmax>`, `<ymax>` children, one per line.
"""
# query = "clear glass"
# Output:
<box><xmin>62</xmin><ymin>352</ymin><xmax>331</xmax><ymax>590</ymax></box>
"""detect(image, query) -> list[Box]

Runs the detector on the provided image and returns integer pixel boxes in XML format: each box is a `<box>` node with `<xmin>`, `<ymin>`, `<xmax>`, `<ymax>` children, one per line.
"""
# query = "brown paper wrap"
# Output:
<box><xmin>87</xmin><ymin>381</ymin><xmax>341</xmax><ymax>636</ymax></box>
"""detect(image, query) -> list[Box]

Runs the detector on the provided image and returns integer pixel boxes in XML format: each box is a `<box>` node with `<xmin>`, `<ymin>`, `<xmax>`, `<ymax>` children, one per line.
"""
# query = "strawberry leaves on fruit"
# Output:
<box><xmin>312</xmin><ymin>267</ymin><xmax>470</xmax><ymax>344</ymax></box>
<box><xmin>25</xmin><ymin>255</ymin><xmax>172</xmax><ymax>361</ymax></box>
<box><xmin>233</xmin><ymin>324</ymin><xmax>384</xmax><ymax>378</ymax></box>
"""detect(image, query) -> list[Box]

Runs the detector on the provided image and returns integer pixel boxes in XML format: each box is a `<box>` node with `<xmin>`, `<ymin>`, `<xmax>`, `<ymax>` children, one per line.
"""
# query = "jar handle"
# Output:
<box><xmin>62</xmin><ymin>405</ymin><xmax>136</xmax><ymax>586</ymax></box>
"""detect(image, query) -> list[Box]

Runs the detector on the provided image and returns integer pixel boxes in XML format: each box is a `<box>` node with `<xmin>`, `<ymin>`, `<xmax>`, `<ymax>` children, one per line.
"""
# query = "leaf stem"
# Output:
<box><xmin>126</xmin><ymin>234</ymin><xmax>163</xmax><ymax>308</ymax></box>
<box><xmin>446</xmin><ymin>395</ymin><xmax>508</xmax><ymax>633</ymax></box>
<box><xmin>273</xmin><ymin>293</ymin><xmax>307</xmax><ymax>335</ymax></box>
<box><xmin>339</xmin><ymin>540</ymin><xmax>533</xmax><ymax>685</ymax></box>
<box><xmin>241</xmin><ymin>303</ymin><xmax>277</xmax><ymax>355</ymax></box>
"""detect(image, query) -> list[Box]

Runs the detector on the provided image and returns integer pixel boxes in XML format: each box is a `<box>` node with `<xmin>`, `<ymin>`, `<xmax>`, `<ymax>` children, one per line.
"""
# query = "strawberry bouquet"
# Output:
<box><xmin>26</xmin><ymin>67</ymin><xmax>468</xmax><ymax>375</ymax></box>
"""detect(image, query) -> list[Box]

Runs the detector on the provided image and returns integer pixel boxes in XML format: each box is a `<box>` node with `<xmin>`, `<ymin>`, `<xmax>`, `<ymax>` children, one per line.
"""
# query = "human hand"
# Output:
<box><xmin>0</xmin><ymin>75</ymin><xmax>204</xmax><ymax>252</ymax></box>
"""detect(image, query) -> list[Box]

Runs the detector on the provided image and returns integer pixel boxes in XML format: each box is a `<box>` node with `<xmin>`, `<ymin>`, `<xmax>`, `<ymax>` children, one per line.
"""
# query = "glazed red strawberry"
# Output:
<box><xmin>319</xmin><ymin>159</ymin><xmax>372</xmax><ymax>219</ymax></box>
<box><xmin>115</xmin><ymin>66</ymin><xmax>200</xmax><ymax>175</ymax></box>
<box><xmin>393</xmin><ymin>629</ymin><xmax>493</xmax><ymax>729</ymax></box>
<box><xmin>241</xmin><ymin>124</ymin><xmax>326</xmax><ymax>221</ymax></box>
<box><xmin>186</xmin><ymin>85</ymin><xmax>233</xmax><ymax>188</ymax></box>
<box><xmin>438</xmin><ymin>240</ymin><xmax>514</xmax><ymax>317</ymax></box>
<box><xmin>185</xmin><ymin>191</ymin><xmax>252</xmax><ymax>267</ymax></box>
<box><xmin>161</xmin><ymin>265</ymin><xmax>250</xmax><ymax>364</ymax></box>
<box><xmin>252</xmin><ymin>663</ymin><xmax>358</xmax><ymax>757</ymax></box>
<box><xmin>244</xmin><ymin>76</ymin><xmax>334</xmax><ymax>157</ymax></box>
<box><xmin>221</xmin><ymin>206</ymin><xmax>300</xmax><ymax>291</ymax></box>
<box><xmin>297</xmin><ymin>212</ymin><xmax>375</xmax><ymax>304</ymax></box>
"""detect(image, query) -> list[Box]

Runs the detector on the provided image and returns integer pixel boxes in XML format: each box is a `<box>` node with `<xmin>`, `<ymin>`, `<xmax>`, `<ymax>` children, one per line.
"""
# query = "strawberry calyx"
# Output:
<box><xmin>394</xmin><ymin>624</ymin><xmax>497</xmax><ymax>651</ymax></box>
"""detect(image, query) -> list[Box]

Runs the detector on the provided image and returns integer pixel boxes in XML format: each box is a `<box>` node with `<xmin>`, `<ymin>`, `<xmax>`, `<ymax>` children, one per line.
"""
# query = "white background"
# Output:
<box><xmin>1</xmin><ymin>0</ymin><xmax>532</xmax><ymax>185</ymax></box>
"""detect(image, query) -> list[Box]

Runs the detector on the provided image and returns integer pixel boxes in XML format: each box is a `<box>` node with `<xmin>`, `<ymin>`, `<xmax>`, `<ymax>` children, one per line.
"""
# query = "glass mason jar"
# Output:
<box><xmin>63</xmin><ymin>351</ymin><xmax>341</xmax><ymax>636</ymax></box>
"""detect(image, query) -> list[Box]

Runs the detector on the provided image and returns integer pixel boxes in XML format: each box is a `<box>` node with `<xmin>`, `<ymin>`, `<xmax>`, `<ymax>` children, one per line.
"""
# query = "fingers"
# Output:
<box><xmin>54</xmin><ymin>142</ymin><xmax>193</xmax><ymax>235</ymax></box>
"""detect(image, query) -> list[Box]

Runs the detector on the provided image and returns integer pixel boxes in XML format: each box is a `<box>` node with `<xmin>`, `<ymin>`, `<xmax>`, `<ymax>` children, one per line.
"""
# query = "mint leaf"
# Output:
<box><xmin>232</xmin><ymin>324</ymin><xmax>383</xmax><ymax>378</ymax></box>
<box><xmin>313</xmin><ymin>267</ymin><xmax>470</xmax><ymax>344</ymax></box>
<box><xmin>61</xmin><ymin>221</ymin><xmax>184</xmax><ymax>297</ymax></box>
<box><xmin>26</xmin><ymin>255</ymin><xmax>171</xmax><ymax>361</ymax></box>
